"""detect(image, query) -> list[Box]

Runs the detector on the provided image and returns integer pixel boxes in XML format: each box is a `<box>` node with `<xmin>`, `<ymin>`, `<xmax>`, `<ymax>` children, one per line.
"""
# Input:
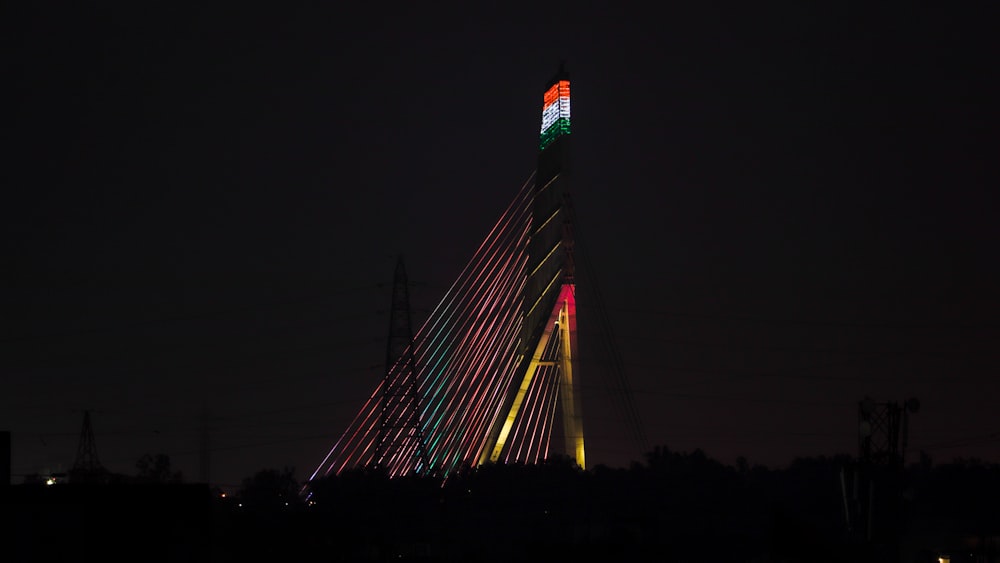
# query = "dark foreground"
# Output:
<box><xmin>3</xmin><ymin>452</ymin><xmax>998</xmax><ymax>562</ymax></box>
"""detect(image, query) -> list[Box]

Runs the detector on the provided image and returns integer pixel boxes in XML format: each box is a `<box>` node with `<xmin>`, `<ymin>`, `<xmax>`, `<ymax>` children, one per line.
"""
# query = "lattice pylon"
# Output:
<box><xmin>71</xmin><ymin>409</ymin><xmax>108</xmax><ymax>483</ymax></box>
<box><xmin>375</xmin><ymin>256</ymin><xmax>430</xmax><ymax>474</ymax></box>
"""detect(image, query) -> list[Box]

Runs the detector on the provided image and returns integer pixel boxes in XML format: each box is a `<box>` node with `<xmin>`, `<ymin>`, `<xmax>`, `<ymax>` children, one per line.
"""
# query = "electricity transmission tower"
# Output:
<box><xmin>70</xmin><ymin>409</ymin><xmax>110</xmax><ymax>484</ymax></box>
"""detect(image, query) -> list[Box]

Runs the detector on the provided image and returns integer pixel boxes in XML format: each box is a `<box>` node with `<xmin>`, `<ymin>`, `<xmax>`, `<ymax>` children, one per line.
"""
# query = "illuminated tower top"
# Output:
<box><xmin>539</xmin><ymin>77</ymin><xmax>571</xmax><ymax>150</ymax></box>
<box><xmin>536</xmin><ymin>63</ymin><xmax>572</xmax><ymax>183</ymax></box>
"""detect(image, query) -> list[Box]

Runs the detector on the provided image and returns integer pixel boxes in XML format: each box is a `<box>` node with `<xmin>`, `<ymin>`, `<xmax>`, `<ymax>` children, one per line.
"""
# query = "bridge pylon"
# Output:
<box><xmin>306</xmin><ymin>65</ymin><xmax>607</xmax><ymax>483</ymax></box>
<box><xmin>480</xmin><ymin>64</ymin><xmax>585</xmax><ymax>469</ymax></box>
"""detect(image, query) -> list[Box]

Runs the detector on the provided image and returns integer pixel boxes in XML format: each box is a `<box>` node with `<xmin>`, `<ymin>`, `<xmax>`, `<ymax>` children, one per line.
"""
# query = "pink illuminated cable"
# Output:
<box><xmin>309</xmin><ymin>172</ymin><xmax>566</xmax><ymax>479</ymax></box>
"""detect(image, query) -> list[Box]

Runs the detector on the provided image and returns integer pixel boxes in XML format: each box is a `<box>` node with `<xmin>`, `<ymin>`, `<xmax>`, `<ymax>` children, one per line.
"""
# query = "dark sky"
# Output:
<box><xmin>3</xmin><ymin>2</ymin><xmax>997</xmax><ymax>489</ymax></box>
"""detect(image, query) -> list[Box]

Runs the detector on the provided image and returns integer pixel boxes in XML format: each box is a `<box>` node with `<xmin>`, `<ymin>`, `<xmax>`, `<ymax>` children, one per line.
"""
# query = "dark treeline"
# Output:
<box><xmin>5</xmin><ymin>447</ymin><xmax>998</xmax><ymax>561</ymax></box>
<box><xmin>216</xmin><ymin>448</ymin><xmax>1000</xmax><ymax>563</ymax></box>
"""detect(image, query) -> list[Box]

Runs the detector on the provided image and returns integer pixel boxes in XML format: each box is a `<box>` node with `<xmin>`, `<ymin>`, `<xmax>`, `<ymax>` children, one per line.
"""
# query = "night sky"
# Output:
<box><xmin>4</xmin><ymin>3</ymin><xmax>997</xmax><ymax>490</ymax></box>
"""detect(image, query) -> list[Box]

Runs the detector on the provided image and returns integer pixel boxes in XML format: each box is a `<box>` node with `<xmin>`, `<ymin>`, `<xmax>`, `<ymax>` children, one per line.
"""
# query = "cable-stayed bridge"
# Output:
<box><xmin>307</xmin><ymin>66</ymin><xmax>646</xmax><ymax>483</ymax></box>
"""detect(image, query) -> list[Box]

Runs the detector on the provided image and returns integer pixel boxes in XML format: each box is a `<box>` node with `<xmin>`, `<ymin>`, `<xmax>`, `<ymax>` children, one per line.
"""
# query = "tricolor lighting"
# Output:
<box><xmin>539</xmin><ymin>80</ymin><xmax>570</xmax><ymax>150</ymax></box>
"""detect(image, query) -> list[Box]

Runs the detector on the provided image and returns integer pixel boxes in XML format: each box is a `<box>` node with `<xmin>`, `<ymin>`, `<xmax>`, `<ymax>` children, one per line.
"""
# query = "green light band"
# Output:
<box><xmin>539</xmin><ymin>117</ymin><xmax>571</xmax><ymax>150</ymax></box>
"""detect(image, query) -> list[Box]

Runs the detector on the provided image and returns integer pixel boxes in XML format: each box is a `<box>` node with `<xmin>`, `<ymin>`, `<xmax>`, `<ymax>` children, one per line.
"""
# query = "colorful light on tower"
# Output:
<box><xmin>539</xmin><ymin>79</ymin><xmax>570</xmax><ymax>150</ymax></box>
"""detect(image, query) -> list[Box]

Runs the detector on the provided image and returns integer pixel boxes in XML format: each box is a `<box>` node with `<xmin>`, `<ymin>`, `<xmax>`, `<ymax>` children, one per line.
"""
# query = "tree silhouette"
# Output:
<box><xmin>135</xmin><ymin>453</ymin><xmax>183</xmax><ymax>484</ymax></box>
<box><xmin>237</xmin><ymin>466</ymin><xmax>302</xmax><ymax>511</ymax></box>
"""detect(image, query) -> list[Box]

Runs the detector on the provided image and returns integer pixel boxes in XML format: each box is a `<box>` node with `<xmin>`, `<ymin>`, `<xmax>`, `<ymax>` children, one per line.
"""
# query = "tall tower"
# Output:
<box><xmin>376</xmin><ymin>256</ymin><xmax>430</xmax><ymax>473</ymax></box>
<box><xmin>70</xmin><ymin>410</ymin><xmax>109</xmax><ymax>483</ymax></box>
<box><xmin>841</xmin><ymin>397</ymin><xmax>919</xmax><ymax>561</ymax></box>
<box><xmin>305</xmin><ymin>65</ymin><xmax>593</xmax><ymax>485</ymax></box>
<box><xmin>481</xmin><ymin>64</ymin><xmax>585</xmax><ymax>468</ymax></box>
